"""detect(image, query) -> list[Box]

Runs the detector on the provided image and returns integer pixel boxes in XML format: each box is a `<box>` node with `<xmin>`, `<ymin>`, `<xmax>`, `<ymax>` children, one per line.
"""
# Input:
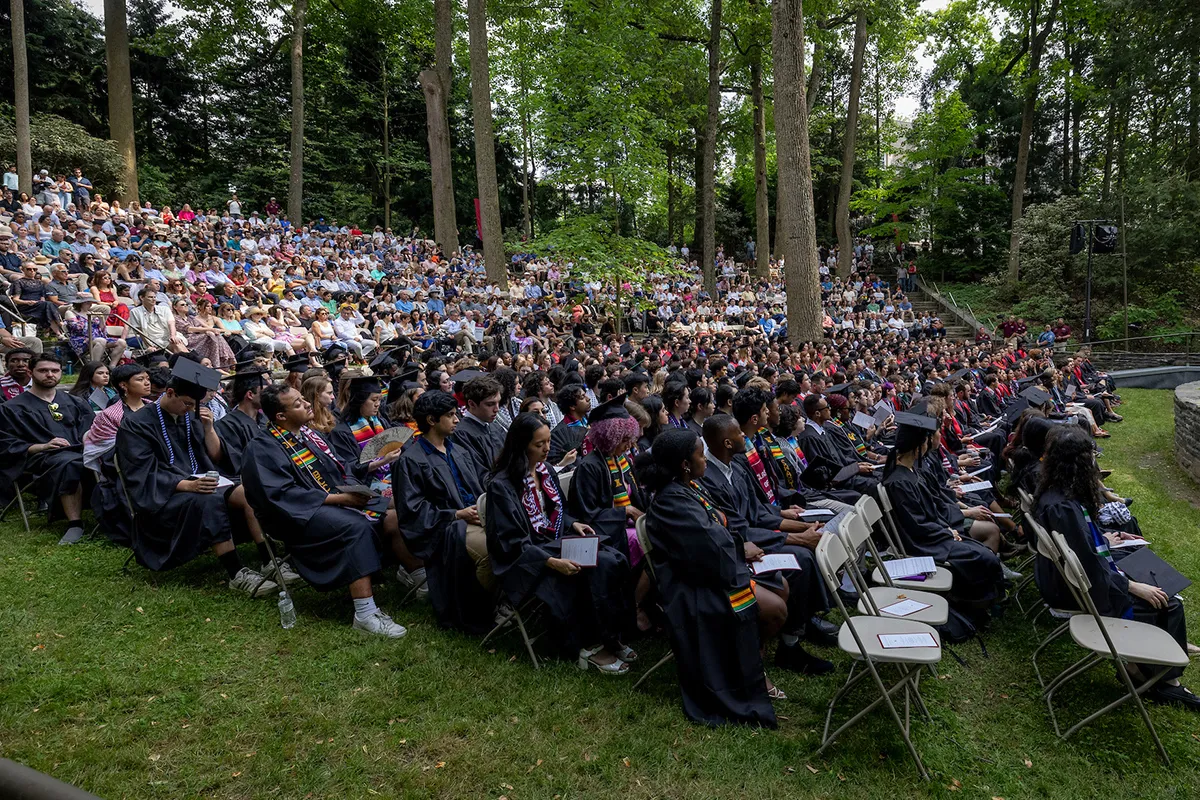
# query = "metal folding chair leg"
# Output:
<box><xmin>512</xmin><ymin>609</ymin><xmax>539</xmax><ymax>670</ymax></box>
<box><xmin>480</xmin><ymin>602</ymin><xmax>542</xmax><ymax>669</ymax></box>
<box><xmin>399</xmin><ymin>574</ymin><xmax>428</xmax><ymax>606</ymax></box>
<box><xmin>632</xmin><ymin>651</ymin><xmax>675</xmax><ymax>691</ymax></box>
<box><xmin>1031</xmin><ymin>620</ymin><xmax>1072</xmax><ymax>690</ymax></box>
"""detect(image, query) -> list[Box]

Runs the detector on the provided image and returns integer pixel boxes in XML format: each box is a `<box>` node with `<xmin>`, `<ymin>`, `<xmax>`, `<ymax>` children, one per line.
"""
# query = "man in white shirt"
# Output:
<box><xmin>128</xmin><ymin>287</ymin><xmax>185</xmax><ymax>352</ymax></box>
<box><xmin>332</xmin><ymin>304</ymin><xmax>375</xmax><ymax>358</ymax></box>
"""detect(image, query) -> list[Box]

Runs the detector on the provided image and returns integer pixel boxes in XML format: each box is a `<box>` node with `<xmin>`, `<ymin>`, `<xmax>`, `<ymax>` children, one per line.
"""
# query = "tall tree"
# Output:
<box><xmin>748</xmin><ymin>0</ymin><xmax>770</xmax><ymax>274</ymax></box>
<box><xmin>420</xmin><ymin>0</ymin><xmax>458</xmax><ymax>251</ymax></box>
<box><xmin>835</xmin><ymin>8</ymin><xmax>867</xmax><ymax>277</ymax></box>
<box><xmin>10</xmin><ymin>0</ymin><xmax>31</xmax><ymax>193</ymax></box>
<box><xmin>288</xmin><ymin>0</ymin><xmax>306</xmax><ymax>224</ymax></box>
<box><xmin>700</xmin><ymin>0</ymin><xmax>722</xmax><ymax>296</ymax></box>
<box><xmin>774</xmin><ymin>0</ymin><xmax>822</xmax><ymax>343</ymax></box>
<box><xmin>104</xmin><ymin>0</ymin><xmax>139</xmax><ymax>202</ymax></box>
<box><xmin>467</xmin><ymin>0</ymin><xmax>507</xmax><ymax>286</ymax></box>
<box><xmin>1006</xmin><ymin>0</ymin><xmax>1060</xmax><ymax>283</ymax></box>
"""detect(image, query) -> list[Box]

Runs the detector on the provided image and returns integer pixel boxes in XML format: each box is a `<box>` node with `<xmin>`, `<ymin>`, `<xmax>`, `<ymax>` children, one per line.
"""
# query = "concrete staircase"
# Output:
<box><xmin>903</xmin><ymin>286</ymin><xmax>974</xmax><ymax>340</ymax></box>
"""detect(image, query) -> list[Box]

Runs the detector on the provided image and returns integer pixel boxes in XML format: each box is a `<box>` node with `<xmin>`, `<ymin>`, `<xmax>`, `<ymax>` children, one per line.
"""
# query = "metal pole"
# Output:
<box><xmin>1083</xmin><ymin>221</ymin><xmax>1095</xmax><ymax>343</ymax></box>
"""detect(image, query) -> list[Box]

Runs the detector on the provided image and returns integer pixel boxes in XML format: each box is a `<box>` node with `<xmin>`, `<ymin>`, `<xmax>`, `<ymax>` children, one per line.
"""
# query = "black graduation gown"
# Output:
<box><xmin>566</xmin><ymin>450</ymin><xmax>644</xmax><ymax>558</ymax></box>
<box><xmin>115</xmin><ymin>404</ymin><xmax>234</xmax><ymax>571</ymax></box>
<box><xmin>450</xmin><ymin>414</ymin><xmax>505</xmax><ymax>485</ymax></box>
<box><xmin>881</xmin><ymin>465</ymin><xmax>1002</xmax><ymax>609</ymax></box>
<box><xmin>486</xmin><ymin>469</ymin><xmax>632</xmax><ymax>656</ymax></box>
<box><xmin>215</xmin><ymin>408</ymin><xmax>263</xmax><ymax>476</ymax></box>
<box><xmin>548</xmin><ymin>419</ymin><xmax>587</xmax><ymax>465</ymax></box>
<box><xmin>702</xmin><ymin>458</ymin><xmax>828</xmax><ymax>625</ymax></box>
<box><xmin>1035</xmin><ymin>488</ymin><xmax>1187</xmax><ymax>679</ymax></box>
<box><xmin>0</xmin><ymin>389</ymin><xmax>93</xmax><ymax>521</ymax></box>
<box><xmin>977</xmin><ymin>388</ymin><xmax>1002</xmax><ymax>418</ymax></box>
<box><xmin>241</xmin><ymin>432</ymin><xmax>383</xmax><ymax>590</ymax></box>
<box><xmin>646</xmin><ymin>481</ymin><xmax>776</xmax><ymax>729</ymax></box>
<box><xmin>328</xmin><ymin>420</ymin><xmax>375</xmax><ymax>481</ymax></box>
<box><xmin>392</xmin><ymin>438</ymin><xmax>495</xmax><ymax>633</ymax></box>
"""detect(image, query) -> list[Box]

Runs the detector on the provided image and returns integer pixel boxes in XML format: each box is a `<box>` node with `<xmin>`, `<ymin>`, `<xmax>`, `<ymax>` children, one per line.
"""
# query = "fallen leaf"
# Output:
<box><xmin>784</xmin><ymin>767</ymin><xmax>795</xmax><ymax>774</ymax></box>
<box><xmin>621</xmin><ymin>757</ymin><xmax>631</xmax><ymax>768</ymax></box>
<box><xmin>232</xmin><ymin>772</ymin><xmax>242</xmax><ymax>778</ymax></box>
<box><xmin>805</xmin><ymin>764</ymin><xmax>819</xmax><ymax>774</ymax></box>
<box><xmin>1023</xmin><ymin>758</ymin><xmax>1032</xmax><ymax>768</ymax></box>
<box><xmin>148</xmin><ymin>754</ymin><xmax>161</xmax><ymax>762</ymax></box>
<box><xmin>999</xmin><ymin>693</ymin><xmax>1009</xmax><ymax>699</ymax></box>
<box><xmin>31</xmin><ymin>644</ymin><xmax>44</xmax><ymax>651</ymax></box>
<box><xmin>435</xmin><ymin>761</ymin><xmax>446</xmax><ymax>768</ymax></box>
<box><xmin>992</xmin><ymin>796</ymin><xmax>1006</xmax><ymax>800</ymax></box>
<box><xmin>220</xmin><ymin>694</ymin><xmax>228</xmax><ymax>699</ymax></box>
<box><xmin>136</xmin><ymin>607</ymin><xmax>144</xmax><ymax>613</ymax></box>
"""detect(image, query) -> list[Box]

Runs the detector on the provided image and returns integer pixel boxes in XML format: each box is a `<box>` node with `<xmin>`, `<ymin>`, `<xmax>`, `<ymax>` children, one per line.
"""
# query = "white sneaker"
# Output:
<box><xmin>229</xmin><ymin>567</ymin><xmax>279</xmax><ymax>598</ymax></box>
<box><xmin>263</xmin><ymin>559</ymin><xmax>304</xmax><ymax>585</ymax></box>
<box><xmin>353</xmin><ymin>610</ymin><xmax>408</xmax><ymax>638</ymax></box>
<box><xmin>1001</xmin><ymin>563</ymin><xmax>1024</xmax><ymax>581</ymax></box>
<box><xmin>397</xmin><ymin>565</ymin><xmax>430</xmax><ymax>599</ymax></box>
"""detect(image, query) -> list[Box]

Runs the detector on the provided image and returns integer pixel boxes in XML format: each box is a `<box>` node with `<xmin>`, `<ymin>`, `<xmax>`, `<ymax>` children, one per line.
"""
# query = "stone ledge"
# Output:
<box><xmin>1174</xmin><ymin>381</ymin><xmax>1200</xmax><ymax>484</ymax></box>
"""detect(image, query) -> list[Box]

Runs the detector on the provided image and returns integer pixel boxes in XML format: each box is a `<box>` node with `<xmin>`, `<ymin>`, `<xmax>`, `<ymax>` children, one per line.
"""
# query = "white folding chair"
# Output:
<box><xmin>557</xmin><ymin>469</ymin><xmax>574</xmax><ymax>499</ymax></box>
<box><xmin>1041</xmin><ymin>531</ymin><xmax>1186</xmax><ymax>764</ymax></box>
<box><xmin>836</xmin><ymin>512</ymin><xmax>949</xmax><ymax>627</ymax></box>
<box><xmin>814</xmin><ymin>533</ymin><xmax>943</xmax><ymax>781</ymax></box>
<box><xmin>866</xmin><ymin>487</ymin><xmax>953</xmax><ymax>592</ymax></box>
<box><xmin>1023</xmin><ymin>514</ymin><xmax>1084</xmax><ymax>688</ymax></box>
<box><xmin>476</xmin><ymin>491</ymin><xmax>543</xmax><ymax>669</ymax></box>
<box><xmin>631</xmin><ymin>515</ymin><xmax>675</xmax><ymax>691</ymax></box>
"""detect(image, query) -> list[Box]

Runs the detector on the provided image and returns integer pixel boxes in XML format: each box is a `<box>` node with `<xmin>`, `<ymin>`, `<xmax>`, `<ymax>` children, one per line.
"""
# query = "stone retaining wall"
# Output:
<box><xmin>1174</xmin><ymin>381</ymin><xmax>1200</xmax><ymax>484</ymax></box>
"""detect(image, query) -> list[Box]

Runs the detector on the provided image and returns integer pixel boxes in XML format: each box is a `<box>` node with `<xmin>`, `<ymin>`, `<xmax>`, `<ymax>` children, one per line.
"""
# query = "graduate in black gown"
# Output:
<box><xmin>699</xmin><ymin>413</ymin><xmax>837</xmax><ymax>674</ymax></box>
<box><xmin>450</xmin><ymin>375</ymin><xmax>506</xmax><ymax>485</ymax></box>
<box><xmin>328</xmin><ymin>373</ymin><xmax>399</xmax><ymax>489</ymax></box>
<box><xmin>114</xmin><ymin>359</ymin><xmax>281</xmax><ymax>596</ymax></box>
<box><xmin>214</xmin><ymin>367</ymin><xmax>267</xmax><ymax>476</ymax></box>
<box><xmin>639</xmin><ymin>428</ymin><xmax>787</xmax><ymax>727</ymax></box>
<box><xmin>548</xmin><ymin>384</ymin><xmax>589</xmax><ymax>466</ymax></box>
<box><xmin>241</xmin><ymin>384</ymin><xmax>412</xmax><ymax>638</ymax></box>
<box><xmin>392</xmin><ymin>389</ymin><xmax>495</xmax><ymax>633</ymax></box>
<box><xmin>881</xmin><ymin>412</ymin><xmax>1004</xmax><ymax>612</ymax></box>
<box><xmin>0</xmin><ymin>353</ymin><xmax>94</xmax><ymax>543</ymax></box>
<box><xmin>487</xmin><ymin>412</ymin><xmax>636</xmax><ymax>671</ymax></box>
<box><xmin>1034</xmin><ymin>424</ymin><xmax>1200</xmax><ymax>709</ymax></box>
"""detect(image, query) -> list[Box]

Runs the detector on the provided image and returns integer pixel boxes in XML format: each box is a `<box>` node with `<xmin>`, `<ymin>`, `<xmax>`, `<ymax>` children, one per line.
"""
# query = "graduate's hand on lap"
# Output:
<box><xmin>571</xmin><ymin>522</ymin><xmax>595</xmax><ymax>537</ymax></box>
<box><xmin>547</xmin><ymin>556</ymin><xmax>580</xmax><ymax>576</ymax></box>
<box><xmin>625</xmin><ymin>506</ymin><xmax>644</xmax><ymax>520</ymax></box>
<box><xmin>781</xmin><ymin>507</ymin><xmax>804</xmax><ymax>521</ymax></box>
<box><xmin>743</xmin><ymin>542</ymin><xmax>765</xmax><ymax>562</ymax></box>
<box><xmin>949</xmin><ymin>529</ymin><xmax>963</xmax><ymax>542</ymax></box>
<box><xmin>180</xmin><ymin>476</ymin><xmax>218</xmax><ymax>494</ymax></box>
<box><xmin>44</xmin><ymin>437</ymin><xmax>72</xmax><ymax>451</ymax></box>
<box><xmin>456</xmin><ymin>506</ymin><xmax>481</xmax><ymax>525</ymax></box>
<box><xmin>335</xmin><ymin>492</ymin><xmax>369</xmax><ymax>508</ymax></box>
<box><xmin>1129</xmin><ymin>581</ymin><xmax>1169</xmax><ymax>609</ymax></box>
<box><xmin>786</xmin><ymin>529</ymin><xmax>822</xmax><ymax>549</ymax></box>
<box><xmin>857</xmin><ymin>462</ymin><xmax>874</xmax><ymax>475</ymax></box>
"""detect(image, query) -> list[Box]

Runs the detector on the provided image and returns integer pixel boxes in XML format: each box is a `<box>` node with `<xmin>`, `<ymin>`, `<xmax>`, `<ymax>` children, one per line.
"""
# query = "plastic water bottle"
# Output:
<box><xmin>278</xmin><ymin>590</ymin><xmax>296</xmax><ymax>629</ymax></box>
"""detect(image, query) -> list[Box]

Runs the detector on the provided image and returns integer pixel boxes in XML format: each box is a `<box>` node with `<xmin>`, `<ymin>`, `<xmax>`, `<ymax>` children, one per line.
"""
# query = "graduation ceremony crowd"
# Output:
<box><xmin>2</xmin><ymin>189</ymin><xmax>1199</xmax><ymax>731</ymax></box>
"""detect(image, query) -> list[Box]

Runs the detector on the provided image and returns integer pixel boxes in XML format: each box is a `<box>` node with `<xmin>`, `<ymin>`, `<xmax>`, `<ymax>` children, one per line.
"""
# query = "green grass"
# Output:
<box><xmin>3</xmin><ymin>389</ymin><xmax>1200</xmax><ymax>798</ymax></box>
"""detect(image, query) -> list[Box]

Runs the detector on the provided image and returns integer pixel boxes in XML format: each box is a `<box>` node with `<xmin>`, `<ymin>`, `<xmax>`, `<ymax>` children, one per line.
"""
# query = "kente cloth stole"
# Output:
<box><xmin>743</xmin><ymin>437</ymin><xmax>776</xmax><ymax>504</ymax></box>
<box><xmin>606</xmin><ymin>454</ymin><xmax>634</xmax><ymax>507</ymax></box>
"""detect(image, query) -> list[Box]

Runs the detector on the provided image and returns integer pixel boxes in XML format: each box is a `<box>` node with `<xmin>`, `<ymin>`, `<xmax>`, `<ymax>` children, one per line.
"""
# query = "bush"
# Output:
<box><xmin>0</xmin><ymin>108</ymin><xmax>125</xmax><ymax>196</ymax></box>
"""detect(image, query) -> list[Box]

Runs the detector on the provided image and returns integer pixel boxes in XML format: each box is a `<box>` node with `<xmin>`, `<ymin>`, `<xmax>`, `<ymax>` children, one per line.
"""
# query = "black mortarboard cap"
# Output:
<box><xmin>950</xmin><ymin>368</ymin><xmax>971</xmax><ymax>381</ymax></box>
<box><xmin>588</xmin><ymin>392</ymin><xmax>631</xmax><ymax>424</ymax></box>
<box><xmin>1020</xmin><ymin>386</ymin><xmax>1053</xmax><ymax>406</ymax></box>
<box><xmin>1016</xmin><ymin>375</ymin><xmax>1039</xmax><ymax>388</ymax></box>
<box><xmin>348</xmin><ymin>375</ymin><xmax>382</xmax><ymax>394</ymax></box>
<box><xmin>451</xmin><ymin>368</ymin><xmax>486</xmax><ymax>384</ymax></box>
<box><xmin>370</xmin><ymin>350</ymin><xmax>396</xmax><ymax>370</ymax></box>
<box><xmin>619</xmin><ymin>343</ymin><xmax>632</xmax><ymax>356</ymax></box>
<box><xmin>892</xmin><ymin>411</ymin><xmax>938</xmax><ymax>432</ymax></box>
<box><xmin>323</xmin><ymin>343</ymin><xmax>348</xmax><ymax>364</ymax></box>
<box><xmin>221</xmin><ymin>366</ymin><xmax>269</xmax><ymax>383</ymax></box>
<box><xmin>387</xmin><ymin>375</ymin><xmax>418</xmax><ymax>399</ymax></box>
<box><xmin>827</xmin><ymin>383</ymin><xmax>852</xmax><ymax>397</ymax></box>
<box><xmin>233</xmin><ymin>354</ymin><xmax>261</xmax><ymax>371</ymax></box>
<box><xmin>171</xmin><ymin>358</ymin><xmax>221</xmax><ymax>392</ymax></box>
<box><xmin>283</xmin><ymin>353</ymin><xmax>310</xmax><ymax>373</ymax></box>
<box><xmin>908</xmin><ymin>397</ymin><xmax>931</xmax><ymax>415</ymax></box>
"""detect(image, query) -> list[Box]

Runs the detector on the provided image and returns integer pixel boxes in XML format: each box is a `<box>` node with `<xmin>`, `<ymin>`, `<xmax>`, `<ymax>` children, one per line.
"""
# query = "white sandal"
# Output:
<box><xmin>577</xmin><ymin>646</ymin><xmax>630</xmax><ymax>675</ymax></box>
<box><xmin>615</xmin><ymin>644</ymin><xmax>639</xmax><ymax>663</ymax></box>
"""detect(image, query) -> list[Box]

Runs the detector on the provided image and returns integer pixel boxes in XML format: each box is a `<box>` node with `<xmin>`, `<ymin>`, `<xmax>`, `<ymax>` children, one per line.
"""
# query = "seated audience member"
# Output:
<box><xmin>1034</xmin><ymin>424</ymin><xmax>1200</xmax><ymax>710</ymax></box>
<box><xmin>640</xmin><ymin>427</ymin><xmax>787</xmax><ymax>726</ymax></box>
<box><xmin>450</xmin><ymin>375</ymin><xmax>505</xmax><ymax>483</ymax></box>
<box><xmin>392</xmin><ymin>389</ymin><xmax>494</xmax><ymax>631</ymax></box>
<box><xmin>0</xmin><ymin>353</ymin><xmax>94</xmax><ymax>543</ymax></box>
<box><xmin>114</xmin><ymin>359</ymin><xmax>281</xmax><ymax>596</ymax></box>
<box><xmin>241</xmin><ymin>385</ymin><xmax>412</xmax><ymax>638</ymax></box>
<box><xmin>548</xmin><ymin>384</ymin><xmax>590</xmax><ymax>465</ymax></box>
<box><xmin>701</xmin><ymin>413</ymin><xmax>836</xmax><ymax>674</ymax></box>
<box><xmin>882</xmin><ymin>411</ymin><xmax>1004</xmax><ymax>613</ymax></box>
<box><xmin>486</xmin><ymin>412</ymin><xmax>635</xmax><ymax>672</ymax></box>
<box><xmin>2</xmin><ymin>347</ymin><xmax>34</xmax><ymax>400</ymax></box>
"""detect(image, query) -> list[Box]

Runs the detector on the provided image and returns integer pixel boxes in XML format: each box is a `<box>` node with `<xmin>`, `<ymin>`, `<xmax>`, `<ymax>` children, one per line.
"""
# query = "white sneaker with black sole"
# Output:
<box><xmin>396</xmin><ymin>565</ymin><xmax>430</xmax><ymax>599</ymax></box>
<box><xmin>353</xmin><ymin>610</ymin><xmax>408</xmax><ymax>638</ymax></box>
<box><xmin>262</xmin><ymin>560</ymin><xmax>304</xmax><ymax>586</ymax></box>
<box><xmin>228</xmin><ymin>567</ymin><xmax>279</xmax><ymax>598</ymax></box>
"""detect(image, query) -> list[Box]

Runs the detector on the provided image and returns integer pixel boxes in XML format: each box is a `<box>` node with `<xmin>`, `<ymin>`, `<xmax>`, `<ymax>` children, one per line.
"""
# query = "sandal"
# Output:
<box><xmin>767</xmin><ymin>685</ymin><xmax>788</xmax><ymax>701</ymax></box>
<box><xmin>1094</xmin><ymin>429</ymin><xmax>1110</xmax><ymax>438</ymax></box>
<box><xmin>577</xmin><ymin>646</ymin><xmax>630</xmax><ymax>675</ymax></box>
<box><xmin>614</xmin><ymin>645</ymin><xmax>639</xmax><ymax>663</ymax></box>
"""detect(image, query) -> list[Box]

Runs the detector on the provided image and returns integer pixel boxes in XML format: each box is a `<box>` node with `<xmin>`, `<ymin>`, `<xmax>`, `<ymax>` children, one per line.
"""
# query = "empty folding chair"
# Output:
<box><xmin>1041</xmin><ymin>530</ymin><xmax>1186</xmax><ymax>765</ymax></box>
<box><xmin>813</xmin><ymin>533</ymin><xmax>943</xmax><ymax>781</ymax></box>
<box><xmin>836</xmin><ymin>511</ymin><xmax>949</xmax><ymax>627</ymax></box>
<box><xmin>631</xmin><ymin>514</ymin><xmax>675</xmax><ymax>691</ymax></box>
<box><xmin>866</xmin><ymin>487</ymin><xmax>954</xmax><ymax>593</ymax></box>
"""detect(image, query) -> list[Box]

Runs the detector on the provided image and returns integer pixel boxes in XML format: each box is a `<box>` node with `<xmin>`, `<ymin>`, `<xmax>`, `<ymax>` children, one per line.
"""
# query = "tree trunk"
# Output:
<box><xmin>1101</xmin><ymin>99</ymin><xmax>1115</xmax><ymax>204</ymax></box>
<box><xmin>700</xmin><ymin>0</ymin><xmax>722</xmax><ymax>297</ymax></box>
<box><xmin>806</xmin><ymin>35</ymin><xmax>824</xmax><ymax>118</ymax></box>
<box><xmin>10</xmin><ymin>0</ymin><xmax>32</xmax><ymax>194</ymax></box>
<box><xmin>288</xmin><ymin>0</ymin><xmax>306</xmax><ymax>225</ymax></box>
<box><xmin>1006</xmin><ymin>0</ymin><xmax>1060</xmax><ymax>283</ymax></box>
<box><xmin>773</xmin><ymin>0</ymin><xmax>822</xmax><ymax>344</ymax></box>
<box><xmin>666</xmin><ymin>140</ymin><xmax>676</xmax><ymax>246</ymax></box>
<box><xmin>467</xmin><ymin>0</ymin><xmax>507</xmax><ymax>287</ymax></box>
<box><xmin>520</xmin><ymin>110</ymin><xmax>532</xmax><ymax>240</ymax></box>
<box><xmin>104</xmin><ymin>0</ymin><xmax>139</xmax><ymax>203</ymax></box>
<box><xmin>422</xmin><ymin>0</ymin><xmax>458</xmax><ymax>251</ymax></box>
<box><xmin>835</xmin><ymin>9</ymin><xmax>867</xmax><ymax>278</ymax></box>
<box><xmin>751</xmin><ymin>45</ymin><xmax>770</xmax><ymax>274</ymax></box>
<box><xmin>692</xmin><ymin>125</ymin><xmax>704</xmax><ymax>256</ymax></box>
<box><xmin>383</xmin><ymin>61</ymin><xmax>391</xmax><ymax>230</ymax></box>
<box><xmin>1187</xmin><ymin>43</ymin><xmax>1199</xmax><ymax>180</ymax></box>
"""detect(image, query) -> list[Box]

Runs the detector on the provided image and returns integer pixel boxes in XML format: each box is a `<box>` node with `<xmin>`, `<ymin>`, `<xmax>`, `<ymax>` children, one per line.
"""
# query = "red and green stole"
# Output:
<box><xmin>743</xmin><ymin>435</ymin><xmax>776</xmax><ymax>504</ymax></box>
<box><xmin>606</xmin><ymin>454</ymin><xmax>635</xmax><ymax>507</ymax></box>
<box><xmin>351</xmin><ymin>416</ymin><xmax>386</xmax><ymax>447</ymax></box>
<box><xmin>830</xmin><ymin>418</ymin><xmax>867</xmax><ymax>456</ymax></box>
<box><xmin>689</xmin><ymin>481</ymin><xmax>756</xmax><ymax>613</ymax></box>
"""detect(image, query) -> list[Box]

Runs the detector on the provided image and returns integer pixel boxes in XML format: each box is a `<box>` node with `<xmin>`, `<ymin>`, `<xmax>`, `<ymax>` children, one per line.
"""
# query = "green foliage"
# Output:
<box><xmin>1096</xmin><ymin>291</ymin><xmax>1189</xmax><ymax>342</ymax></box>
<box><xmin>0</xmin><ymin>108</ymin><xmax>125</xmax><ymax>195</ymax></box>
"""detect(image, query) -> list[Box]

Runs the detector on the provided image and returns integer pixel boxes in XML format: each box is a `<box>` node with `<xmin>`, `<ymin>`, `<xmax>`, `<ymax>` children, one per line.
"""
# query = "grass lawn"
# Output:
<box><xmin>3</xmin><ymin>389</ymin><xmax>1200</xmax><ymax>799</ymax></box>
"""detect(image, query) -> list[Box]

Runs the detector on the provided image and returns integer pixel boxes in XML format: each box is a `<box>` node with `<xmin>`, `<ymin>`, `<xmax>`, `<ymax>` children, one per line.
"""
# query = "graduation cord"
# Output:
<box><xmin>154</xmin><ymin>400</ymin><xmax>199</xmax><ymax>475</ymax></box>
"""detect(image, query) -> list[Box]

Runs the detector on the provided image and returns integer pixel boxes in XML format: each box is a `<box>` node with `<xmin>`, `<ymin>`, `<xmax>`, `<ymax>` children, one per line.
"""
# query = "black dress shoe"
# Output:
<box><xmin>805</xmin><ymin>615</ymin><xmax>840</xmax><ymax>648</ymax></box>
<box><xmin>36</xmin><ymin>499</ymin><xmax>49</xmax><ymax>514</ymax></box>
<box><xmin>776</xmin><ymin>641</ymin><xmax>835</xmax><ymax>675</ymax></box>
<box><xmin>1149</xmin><ymin>683</ymin><xmax>1200</xmax><ymax>711</ymax></box>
